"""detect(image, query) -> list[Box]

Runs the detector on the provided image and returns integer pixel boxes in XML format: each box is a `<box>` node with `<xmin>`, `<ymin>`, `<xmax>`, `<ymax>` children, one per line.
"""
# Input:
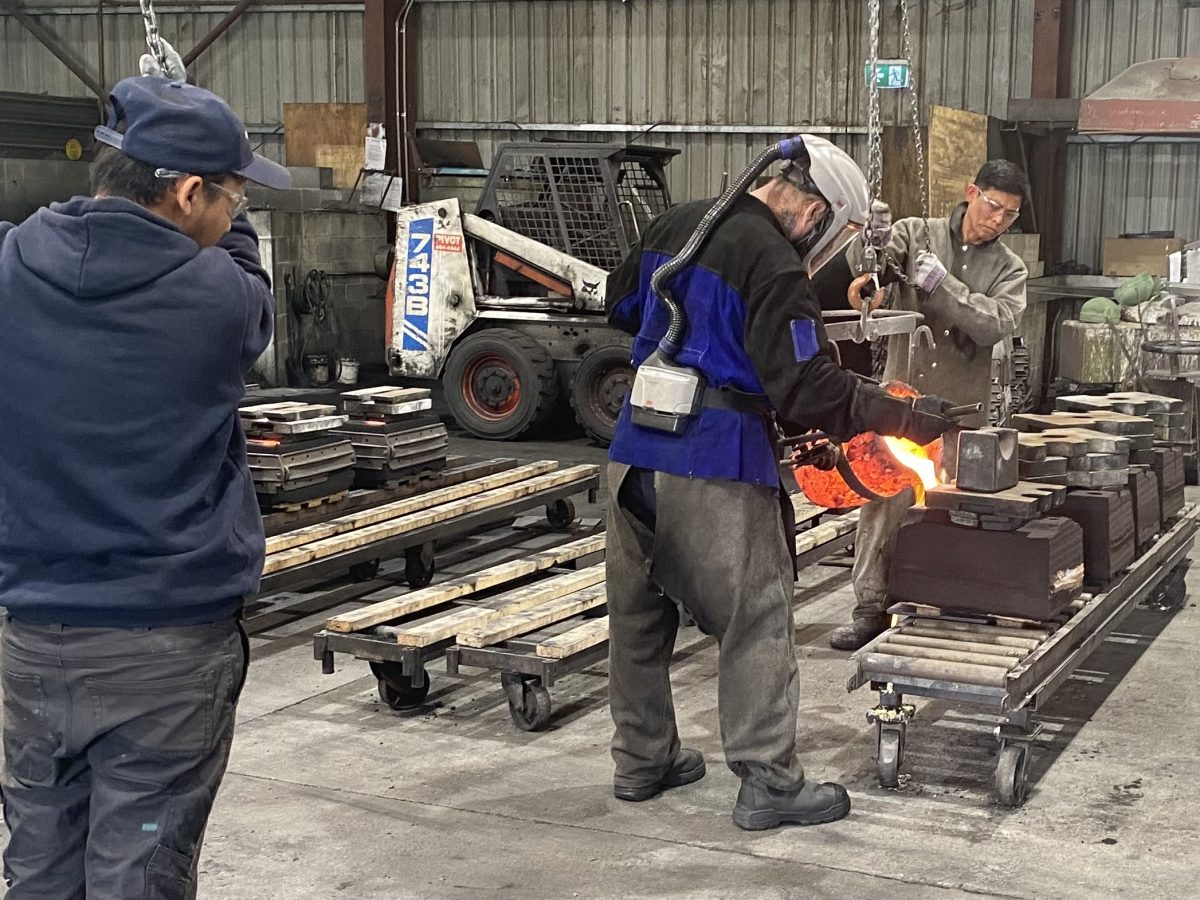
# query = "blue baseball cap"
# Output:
<box><xmin>94</xmin><ymin>76</ymin><xmax>292</xmax><ymax>190</ymax></box>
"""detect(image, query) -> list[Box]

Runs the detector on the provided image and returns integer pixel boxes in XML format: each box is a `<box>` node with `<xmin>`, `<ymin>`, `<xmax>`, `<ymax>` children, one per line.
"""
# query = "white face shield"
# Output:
<box><xmin>804</xmin><ymin>221</ymin><xmax>863</xmax><ymax>278</ymax></box>
<box><xmin>791</xmin><ymin>136</ymin><xmax>871</xmax><ymax>278</ymax></box>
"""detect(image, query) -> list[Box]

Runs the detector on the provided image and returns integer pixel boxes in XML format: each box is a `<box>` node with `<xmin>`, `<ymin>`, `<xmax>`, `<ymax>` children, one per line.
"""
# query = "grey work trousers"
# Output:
<box><xmin>0</xmin><ymin>616</ymin><xmax>247</xmax><ymax>900</ymax></box>
<box><xmin>606</xmin><ymin>462</ymin><xmax>804</xmax><ymax>792</ymax></box>
<box><xmin>851</xmin><ymin>431</ymin><xmax>960</xmax><ymax>620</ymax></box>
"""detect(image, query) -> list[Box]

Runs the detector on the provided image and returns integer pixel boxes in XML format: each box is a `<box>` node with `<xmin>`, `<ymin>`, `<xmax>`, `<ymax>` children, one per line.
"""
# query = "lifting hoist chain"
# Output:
<box><xmin>898</xmin><ymin>0</ymin><xmax>931</xmax><ymax>252</ymax></box>
<box><xmin>865</xmin><ymin>0</ymin><xmax>884</xmax><ymax>203</ymax></box>
<box><xmin>138</xmin><ymin>0</ymin><xmax>171</xmax><ymax>74</ymax></box>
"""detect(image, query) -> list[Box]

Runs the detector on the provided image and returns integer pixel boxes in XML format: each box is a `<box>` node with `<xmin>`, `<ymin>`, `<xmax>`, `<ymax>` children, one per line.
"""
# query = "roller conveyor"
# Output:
<box><xmin>847</xmin><ymin>504</ymin><xmax>1198</xmax><ymax>805</ymax></box>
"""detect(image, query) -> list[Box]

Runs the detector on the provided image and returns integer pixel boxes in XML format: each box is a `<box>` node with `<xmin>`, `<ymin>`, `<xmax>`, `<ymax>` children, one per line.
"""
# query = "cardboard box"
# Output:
<box><xmin>1102</xmin><ymin>237</ymin><xmax>1185</xmax><ymax>278</ymax></box>
<box><xmin>1000</xmin><ymin>233</ymin><xmax>1041</xmax><ymax>264</ymax></box>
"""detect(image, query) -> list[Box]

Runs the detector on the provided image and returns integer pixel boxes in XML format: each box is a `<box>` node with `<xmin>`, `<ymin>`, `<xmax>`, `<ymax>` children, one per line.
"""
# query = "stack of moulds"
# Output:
<box><xmin>336</xmin><ymin>387</ymin><xmax>449</xmax><ymax>487</ymax></box>
<box><xmin>1014</xmin><ymin>409</ymin><xmax>1151</xmax><ymax>487</ymax></box>
<box><xmin>888</xmin><ymin>434</ymin><xmax>1084</xmax><ymax>621</ymax></box>
<box><xmin>1056</xmin><ymin>391</ymin><xmax>1189</xmax><ymax>457</ymax></box>
<box><xmin>241</xmin><ymin>402</ymin><xmax>354</xmax><ymax>509</ymax></box>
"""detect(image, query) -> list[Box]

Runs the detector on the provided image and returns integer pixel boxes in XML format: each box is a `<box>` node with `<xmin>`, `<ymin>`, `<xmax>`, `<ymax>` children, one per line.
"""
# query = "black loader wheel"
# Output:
<box><xmin>369</xmin><ymin>661</ymin><xmax>430</xmax><ymax>710</ymax></box>
<box><xmin>994</xmin><ymin>743</ymin><xmax>1030</xmax><ymax>807</ymax></box>
<box><xmin>444</xmin><ymin>328</ymin><xmax>559</xmax><ymax>439</ymax></box>
<box><xmin>545</xmin><ymin>498</ymin><xmax>577</xmax><ymax>530</ymax></box>
<box><xmin>405</xmin><ymin>542</ymin><xmax>436</xmax><ymax>588</ymax></box>
<box><xmin>876</xmin><ymin>725</ymin><xmax>905</xmax><ymax>788</ymax></box>
<box><xmin>570</xmin><ymin>345</ymin><xmax>634</xmax><ymax>445</ymax></box>
<box><xmin>501</xmin><ymin>673</ymin><xmax>553</xmax><ymax>731</ymax></box>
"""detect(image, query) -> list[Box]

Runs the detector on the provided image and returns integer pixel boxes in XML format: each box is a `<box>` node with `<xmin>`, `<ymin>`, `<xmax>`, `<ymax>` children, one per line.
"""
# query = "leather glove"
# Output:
<box><xmin>139</xmin><ymin>38</ymin><xmax>187</xmax><ymax>83</ymax></box>
<box><xmin>850</xmin><ymin>384</ymin><xmax>956</xmax><ymax>447</ymax></box>
<box><xmin>914</xmin><ymin>251</ymin><xmax>948</xmax><ymax>296</ymax></box>
<box><xmin>905</xmin><ymin>394</ymin><xmax>958</xmax><ymax>446</ymax></box>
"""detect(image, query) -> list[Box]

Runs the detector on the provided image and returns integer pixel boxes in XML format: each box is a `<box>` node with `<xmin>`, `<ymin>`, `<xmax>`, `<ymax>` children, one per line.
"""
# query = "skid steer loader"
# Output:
<box><xmin>386</xmin><ymin>142</ymin><xmax>677</xmax><ymax>443</ymax></box>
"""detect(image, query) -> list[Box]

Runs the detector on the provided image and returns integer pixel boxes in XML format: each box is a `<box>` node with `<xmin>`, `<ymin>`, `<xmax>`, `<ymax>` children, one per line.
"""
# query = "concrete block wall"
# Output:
<box><xmin>249</xmin><ymin>203</ymin><xmax>388</xmax><ymax>386</ymax></box>
<box><xmin>0</xmin><ymin>159</ymin><xmax>92</xmax><ymax>223</ymax></box>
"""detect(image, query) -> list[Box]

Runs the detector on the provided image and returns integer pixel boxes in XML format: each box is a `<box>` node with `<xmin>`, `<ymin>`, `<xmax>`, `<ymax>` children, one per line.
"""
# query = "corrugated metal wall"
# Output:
<box><xmin>0</xmin><ymin>4</ymin><xmax>364</xmax><ymax>161</ymax></box>
<box><xmin>415</xmin><ymin>0</ymin><xmax>1034</xmax><ymax>202</ymax></box>
<box><xmin>1062</xmin><ymin>0</ymin><xmax>1200</xmax><ymax>269</ymax></box>
<box><xmin>8</xmin><ymin>0</ymin><xmax>1200</xmax><ymax>268</ymax></box>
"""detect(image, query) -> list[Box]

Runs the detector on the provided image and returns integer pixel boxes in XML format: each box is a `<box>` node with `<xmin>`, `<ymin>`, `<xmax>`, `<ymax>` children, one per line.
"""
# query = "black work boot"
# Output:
<box><xmin>613</xmin><ymin>748</ymin><xmax>707</xmax><ymax>802</ymax></box>
<box><xmin>732</xmin><ymin>780</ymin><xmax>851</xmax><ymax>831</ymax></box>
<box><xmin>828</xmin><ymin>615</ymin><xmax>887</xmax><ymax>651</ymax></box>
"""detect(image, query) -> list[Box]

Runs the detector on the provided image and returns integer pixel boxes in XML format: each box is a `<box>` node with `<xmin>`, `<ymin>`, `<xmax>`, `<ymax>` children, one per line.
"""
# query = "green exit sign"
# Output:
<box><xmin>865</xmin><ymin>59</ymin><xmax>911</xmax><ymax>89</ymax></box>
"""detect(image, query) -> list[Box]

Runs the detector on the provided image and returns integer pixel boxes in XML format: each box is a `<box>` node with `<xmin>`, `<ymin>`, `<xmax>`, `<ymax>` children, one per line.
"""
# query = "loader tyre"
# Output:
<box><xmin>445</xmin><ymin>328</ymin><xmax>559</xmax><ymax>439</ymax></box>
<box><xmin>570</xmin><ymin>345</ymin><xmax>633</xmax><ymax>446</ymax></box>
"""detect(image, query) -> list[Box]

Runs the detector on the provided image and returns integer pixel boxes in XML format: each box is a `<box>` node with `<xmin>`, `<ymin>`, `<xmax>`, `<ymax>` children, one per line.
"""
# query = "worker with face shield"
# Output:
<box><xmin>602</xmin><ymin>136</ymin><xmax>958</xmax><ymax>830</ymax></box>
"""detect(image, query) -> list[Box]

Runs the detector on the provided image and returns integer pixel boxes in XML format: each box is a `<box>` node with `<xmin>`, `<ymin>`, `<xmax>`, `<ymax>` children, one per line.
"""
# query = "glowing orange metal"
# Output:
<box><xmin>793</xmin><ymin>381</ymin><xmax>943</xmax><ymax>509</ymax></box>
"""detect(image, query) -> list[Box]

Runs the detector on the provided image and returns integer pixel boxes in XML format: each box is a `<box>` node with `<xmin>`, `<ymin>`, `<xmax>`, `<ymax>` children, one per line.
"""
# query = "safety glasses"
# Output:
<box><xmin>155</xmin><ymin>168</ymin><xmax>248</xmax><ymax>218</ymax></box>
<box><xmin>974</xmin><ymin>186</ymin><xmax>1020</xmax><ymax>224</ymax></box>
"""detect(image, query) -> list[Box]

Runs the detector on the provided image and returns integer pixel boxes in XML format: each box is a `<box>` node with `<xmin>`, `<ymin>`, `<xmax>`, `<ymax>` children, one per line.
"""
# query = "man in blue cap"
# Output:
<box><xmin>0</xmin><ymin>67</ymin><xmax>290</xmax><ymax>899</ymax></box>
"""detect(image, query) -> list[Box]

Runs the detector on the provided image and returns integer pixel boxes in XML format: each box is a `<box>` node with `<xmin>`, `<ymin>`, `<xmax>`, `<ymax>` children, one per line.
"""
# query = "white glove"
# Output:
<box><xmin>865</xmin><ymin>200</ymin><xmax>892</xmax><ymax>249</ymax></box>
<box><xmin>914</xmin><ymin>251</ymin><xmax>948</xmax><ymax>296</ymax></box>
<box><xmin>139</xmin><ymin>38</ymin><xmax>187</xmax><ymax>83</ymax></box>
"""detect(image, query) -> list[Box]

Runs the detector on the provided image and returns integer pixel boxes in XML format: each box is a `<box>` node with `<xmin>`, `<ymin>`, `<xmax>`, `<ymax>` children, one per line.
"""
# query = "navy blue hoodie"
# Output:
<box><xmin>0</xmin><ymin>197</ymin><xmax>272</xmax><ymax>626</ymax></box>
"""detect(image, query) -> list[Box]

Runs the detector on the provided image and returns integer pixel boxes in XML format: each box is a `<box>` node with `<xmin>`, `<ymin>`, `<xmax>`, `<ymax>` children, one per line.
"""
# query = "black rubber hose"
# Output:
<box><xmin>651</xmin><ymin>137</ymin><xmax>808</xmax><ymax>358</ymax></box>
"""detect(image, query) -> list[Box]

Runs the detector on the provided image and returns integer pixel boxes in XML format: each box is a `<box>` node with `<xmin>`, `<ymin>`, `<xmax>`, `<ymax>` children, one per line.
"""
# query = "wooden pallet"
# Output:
<box><xmin>260</xmin><ymin>457</ymin><xmax>515</xmax><ymax>536</ymax></box>
<box><xmin>322</xmin><ymin>501</ymin><xmax>859</xmax><ymax>657</ymax></box>
<box><xmin>264</xmin><ymin>462</ymin><xmax>589</xmax><ymax>574</ymax></box>
<box><xmin>268</xmin><ymin>490</ymin><xmax>349</xmax><ymax>514</ymax></box>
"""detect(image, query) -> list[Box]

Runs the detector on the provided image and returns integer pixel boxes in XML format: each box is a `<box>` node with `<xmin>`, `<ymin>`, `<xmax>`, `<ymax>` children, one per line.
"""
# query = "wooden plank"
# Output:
<box><xmin>260</xmin><ymin>458</ymin><xmax>510</xmax><ymax>537</ymax></box>
<box><xmin>392</xmin><ymin>565</ymin><xmax>606</xmax><ymax>647</ymax></box>
<box><xmin>795</xmin><ymin>511</ymin><xmax>859</xmax><ymax>555</ymax></box>
<box><xmin>264</xmin><ymin>464</ymin><xmax>594</xmax><ymax>574</ymax></box>
<box><xmin>282</xmin><ymin>102</ymin><xmax>366</xmax><ymax>167</ymax></box>
<box><xmin>325</xmin><ymin>533</ymin><xmax>606</xmax><ymax>633</ymax></box>
<box><xmin>457</xmin><ymin>585</ymin><xmax>608</xmax><ymax>648</ymax></box>
<box><xmin>265</xmin><ymin>461</ymin><xmax>558</xmax><ymax>555</ymax></box>
<box><xmin>535</xmin><ymin>616</ymin><xmax>610</xmax><ymax>659</ymax></box>
<box><xmin>927</xmin><ymin>105</ymin><xmax>987</xmax><ymax>218</ymax></box>
<box><xmin>315</xmin><ymin>144</ymin><xmax>364</xmax><ymax>189</ymax></box>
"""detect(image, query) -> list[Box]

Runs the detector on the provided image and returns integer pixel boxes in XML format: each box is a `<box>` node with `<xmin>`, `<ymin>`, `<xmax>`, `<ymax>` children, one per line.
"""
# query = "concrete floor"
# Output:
<box><xmin>6</xmin><ymin>430</ymin><xmax>1200</xmax><ymax>898</ymax></box>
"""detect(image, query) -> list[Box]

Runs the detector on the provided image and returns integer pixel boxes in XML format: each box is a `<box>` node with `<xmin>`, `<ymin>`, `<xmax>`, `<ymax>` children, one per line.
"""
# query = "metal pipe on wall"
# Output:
<box><xmin>96</xmin><ymin>0</ymin><xmax>106</xmax><ymax>105</ymax></box>
<box><xmin>394</xmin><ymin>0</ymin><xmax>415</xmax><ymax>201</ymax></box>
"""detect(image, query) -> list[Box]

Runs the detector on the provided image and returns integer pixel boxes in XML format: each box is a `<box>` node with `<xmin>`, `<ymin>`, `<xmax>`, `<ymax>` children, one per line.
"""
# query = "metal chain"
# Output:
<box><xmin>898</xmin><ymin>0</ymin><xmax>931</xmax><ymax>251</ymax></box>
<box><xmin>139</xmin><ymin>0</ymin><xmax>170</xmax><ymax>73</ymax></box>
<box><xmin>865</xmin><ymin>0</ymin><xmax>884</xmax><ymax>202</ymax></box>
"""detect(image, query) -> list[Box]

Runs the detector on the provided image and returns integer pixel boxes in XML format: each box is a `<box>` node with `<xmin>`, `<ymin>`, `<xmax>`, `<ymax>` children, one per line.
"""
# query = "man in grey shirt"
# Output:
<box><xmin>831</xmin><ymin>159</ymin><xmax>1031</xmax><ymax>650</ymax></box>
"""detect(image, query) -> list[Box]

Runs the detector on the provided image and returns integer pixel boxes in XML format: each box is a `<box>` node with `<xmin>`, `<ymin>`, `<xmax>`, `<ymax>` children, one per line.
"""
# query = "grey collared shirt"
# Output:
<box><xmin>864</xmin><ymin>205</ymin><xmax>1028</xmax><ymax>425</ymax></box>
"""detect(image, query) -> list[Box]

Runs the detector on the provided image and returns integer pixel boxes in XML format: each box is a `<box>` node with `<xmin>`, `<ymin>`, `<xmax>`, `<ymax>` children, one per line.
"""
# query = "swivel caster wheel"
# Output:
<box><xmin>545</xmin><ymin>498</ymin><xmax>577</xmax><ymax>530</ymax></box>
<box><xmin>994</xmin><ymin>743</ymin><xmax>1030</xmax><ymax>807</ymax></box>
<box><xmin>405</xmin><ymin>542</ymin><xmax>436</xmax><ymax>588</ymax></box>
<box><xmin>369</xmin><ymin>661</ymin><xmax>430</xmax><ymax>710</ymax></box>
<box><xmin>876</xmin><ymin>724</ymin><xmax>905</xmax><ymax>788</ymax></box>
<box><xmin>501</xmin><ymin>673</ymin><xmax>553</xmax><ymax>731</ymax></box>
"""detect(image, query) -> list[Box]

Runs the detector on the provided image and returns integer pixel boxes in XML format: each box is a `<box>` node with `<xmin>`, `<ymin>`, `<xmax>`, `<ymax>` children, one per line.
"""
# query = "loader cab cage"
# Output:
<box><xmin>475</xmin><ymin>142</ymin><xmax>679</xmax><ymax>271</ymax></box>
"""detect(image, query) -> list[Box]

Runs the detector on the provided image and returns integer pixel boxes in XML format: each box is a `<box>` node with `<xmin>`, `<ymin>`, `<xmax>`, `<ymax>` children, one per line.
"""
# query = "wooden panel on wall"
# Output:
<box><xmin>283</xmin><ymin>103</ymin><xmax>367</xmax><ymax>167</ymax></box>
<box><xmin>927</xmin><ymin>105</ymin><xmax>988</xmax><ymax>217</ymax></box>
<box><xmin>881</xmin><ymin>105</ymin><xmax>989</xmax><ymax>221</ymax></box>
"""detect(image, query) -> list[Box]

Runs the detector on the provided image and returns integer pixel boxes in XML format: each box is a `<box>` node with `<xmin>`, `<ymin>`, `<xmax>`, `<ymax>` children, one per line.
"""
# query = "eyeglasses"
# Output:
<box><xmin>155</xmin><ymin>168</ymin><xmax>248</xmax><ymax>218</ymax></box>
<box><xmin>974</xmin><ymin>186</ymin><xmax>1021</xmax><ymax>223</ymax></box>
